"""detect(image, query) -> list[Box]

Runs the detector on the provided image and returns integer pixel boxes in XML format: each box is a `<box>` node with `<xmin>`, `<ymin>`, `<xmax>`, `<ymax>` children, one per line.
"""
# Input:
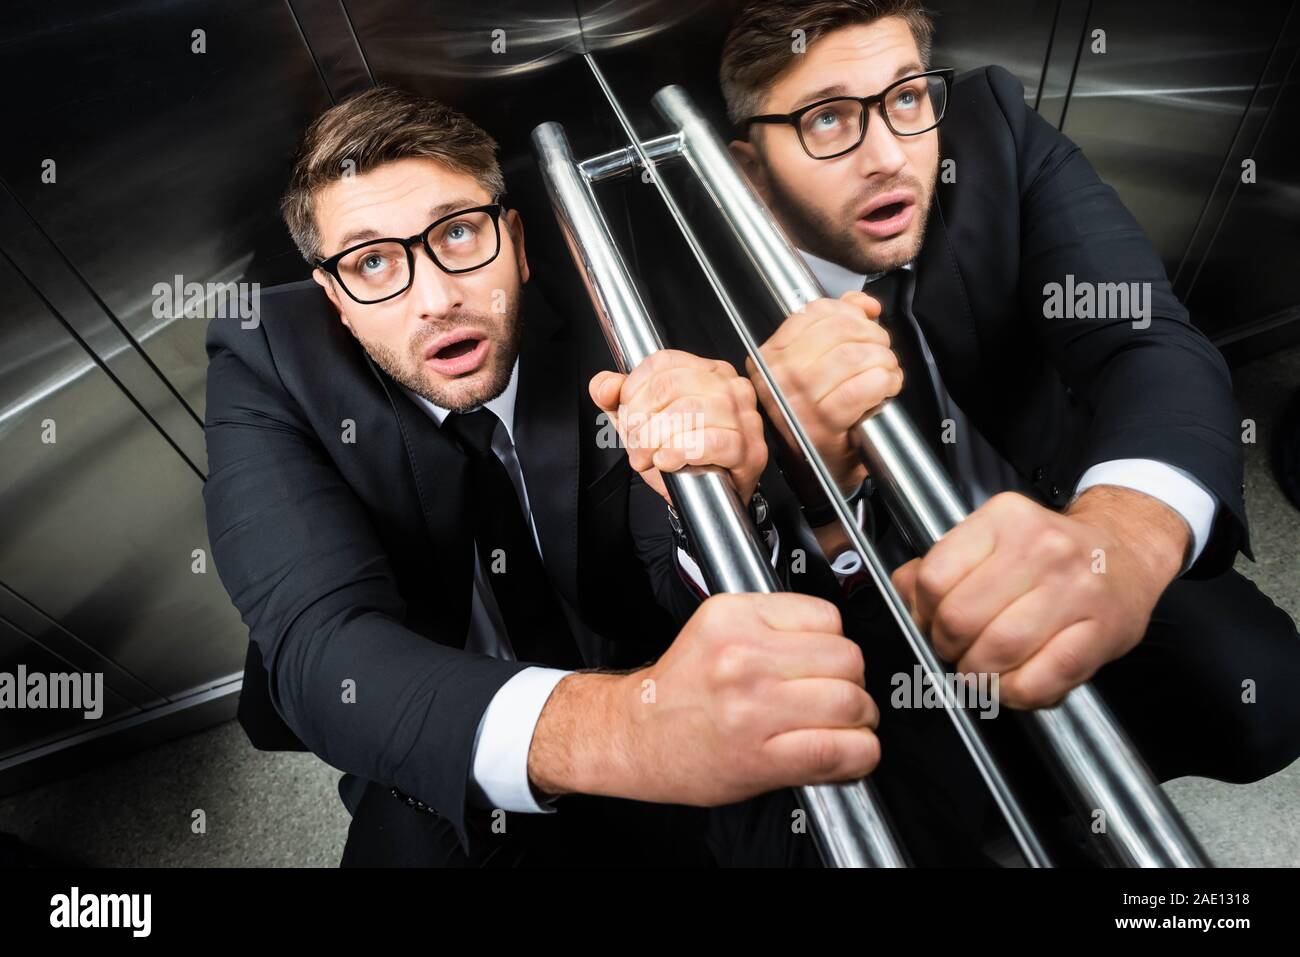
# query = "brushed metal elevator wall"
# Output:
<box><xmin>1</xmin><ymin>0</ymin><xmax>1296</xmax><ymax>780</ymax></box>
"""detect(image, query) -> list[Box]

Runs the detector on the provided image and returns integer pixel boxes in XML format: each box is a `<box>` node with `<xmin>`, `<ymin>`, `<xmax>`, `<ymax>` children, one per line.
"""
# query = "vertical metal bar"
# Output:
<box><xmin>653</xmin><ymin>83</ymin><xmax>1209</xmax><ymax>868</ymax></box>
<box><xmin>531</xmin><ymin>120</ymin><xmax>909</xmax><ymax>868</ymax></box>
<box><xmin>632</xmin><ymin>81</ymin><xmax>1049</xmax><ymax>869</ymax></box>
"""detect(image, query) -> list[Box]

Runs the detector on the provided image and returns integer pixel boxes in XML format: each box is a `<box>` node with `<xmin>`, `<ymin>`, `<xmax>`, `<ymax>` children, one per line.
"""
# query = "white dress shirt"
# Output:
<box><xmin>800</xmin><ymin>249</ymin><xmax>1217</xmax><ymax>572</ymax></box>
<box><xmin>400</xmin><ymin>357</ymin><xmax>735</xmax><ymax>814</ymax></box>
<box><xmin>400</xmin><ymin>360</ymin><xmax>569</xmax><ymax>815</ymax></box>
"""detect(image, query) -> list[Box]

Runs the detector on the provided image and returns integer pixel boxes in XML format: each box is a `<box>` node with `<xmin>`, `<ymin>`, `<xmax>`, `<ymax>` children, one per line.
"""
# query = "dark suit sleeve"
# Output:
<box><xmin>626</xmin><ymin>471</ymin><xmax>706</xmax><ymax>623</ymax></box>
<box><xmin>202</xmin><ymin>316</ymin><xmax>528</xmax><ymax>852</ymax></box>
<box><xmin>628</xmin><ymin>464</ymin><xmax>803</xmax><ymax>625</ymax></box>
<box><xmin>983</xmin><ymin>65</ymin><xmax>1249</xmax><ymax>576</ymax></box>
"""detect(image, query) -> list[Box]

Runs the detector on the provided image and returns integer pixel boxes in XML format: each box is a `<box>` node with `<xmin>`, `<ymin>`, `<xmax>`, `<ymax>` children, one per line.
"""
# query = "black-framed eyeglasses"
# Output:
<box><xmin>738</xmin><ymin>69</ymin><xmax>954</xmax><ymax>160</ymax></box>
<box><xmin>315</xmin><ymin>202</ymin><xmax>505</xmax><ymax>305</ymax></box>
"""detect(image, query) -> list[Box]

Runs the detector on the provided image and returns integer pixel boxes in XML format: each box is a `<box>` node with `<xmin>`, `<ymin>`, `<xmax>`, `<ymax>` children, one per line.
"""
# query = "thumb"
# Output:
<box><xmin>589</xmin><ymin>370</ymin><xmax>626</xmax><ymax>413</ymax></box>
<box><xmin>891</xmin><ymin>559</ymin><xmax>922</xmax><ymax>623</ymax></box>
<box><xmin>841</xmin><ymin>289</ymin><xmax>883</xmax><ymax>321</ymax></box>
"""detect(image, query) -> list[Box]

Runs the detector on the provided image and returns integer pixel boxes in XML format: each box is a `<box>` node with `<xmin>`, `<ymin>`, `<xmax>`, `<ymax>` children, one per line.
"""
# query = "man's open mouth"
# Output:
<box><xmin>856</xmin><ymin>191</ymin><xmax>916</xmax><ymax>239</ymax></box>
<box><xmin>433</xmin><ymin>338</ymin><xmax>479</xmax><ymax>360</ymax></box>
<box><xmin>423</xmin><ymin>330</ymin><xmax>490</xmax><ymax>376</ymax></box>
<box><xmin>865</xmin><ymin>201</ymin><xmax>908</xmax><ymax>222</ymax></box>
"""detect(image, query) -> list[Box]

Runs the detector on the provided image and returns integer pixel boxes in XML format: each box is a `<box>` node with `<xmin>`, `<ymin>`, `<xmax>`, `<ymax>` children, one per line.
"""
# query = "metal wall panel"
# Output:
<box><xmin>0</xmin><ymin>0</ymin><xmax>332</xmax><ymax>423</ymax></box>
<box><xmin>929</xmin><ymin>0</ymin><xmax>1059</xmax><ymax>104</ymax></box>
<box><xmin>0</xmin><ymin>615</ymin><xmax>137</xmax><ymax>759</ymax></box>
<box><xmin>1183</xmin><ymin>6</ymin><xmax>1300</xmax><ymax>347</ymax></box>
<box><xmin>0</xmin><ymin>0</ymin><xmax>1295</xmax><ymax>780</ymax></box>
<box><xmin>1060</xmin><ymin>0</ymin><xmax>1291</xmax><ymax>272</ymax></box>
<box><xmin>0</xmin><ymin>253</ymin><xmax>246</xmax><ymax>703</ymax></box>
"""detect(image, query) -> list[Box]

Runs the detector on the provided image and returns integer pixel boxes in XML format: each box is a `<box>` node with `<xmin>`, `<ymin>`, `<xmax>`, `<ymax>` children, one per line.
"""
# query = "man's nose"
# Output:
<box><xmin>408</xmin><ymin>245</ymin><xmax>462</xmax><ymax>320</ymax></box>
<box><xmin>853</xmin><ymin>109</ymin><xmax>908</xmax><ymax>179</ymax></box>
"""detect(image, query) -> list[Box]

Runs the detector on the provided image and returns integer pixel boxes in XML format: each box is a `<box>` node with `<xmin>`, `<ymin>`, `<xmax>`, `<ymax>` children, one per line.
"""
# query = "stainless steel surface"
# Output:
<box><xmin>0</xmin><ymin>0</ymin><xmax>330</xmax><ymax>423</ymax></box>
<box><xmin>532</xmin><ymin>117</ymin><xmax>909</xmax><ymax>868</ymax></box>
<box><xmin>0</xmin><ymin>243</ymin><xmax>247</xmax><ymax>711</ymax></box>
<box><xmin>1033</xmin><ymin>0</ymin><xmax>1094</xmax><ymax>128</ymax></box>
<box><xmin>0</xmin><ymin>615</ymin><xmax>136</xmax><ymax>758</ymax></box>
<box><xmin>580</xmin><ymin>134</ymin><xmax>683</xmax><ymax>183</ymax></box>
<box><xmin>653</xmin><ymin>83</ymin><xmax>1210</xmax><ymax>868</ymax></box>
<box><xmin>928</xmin><ymin>0</ymin><xmax>1060</xmax><ymax>107</ymax></box>
<box><xmin>1</xmin><ymin>0</ymin><xmax>1293</xmax><ymax>828</ymax></box>
<box><xmin>1061</xmin><ymin>0</ymin><xmax>1292</xmax><ymax>273</ymax></box>
<box><xmin>653</xmin><ymin>82</ymin><xmax>1050</xmax><ymax>869</ymax></box>
<box><xmin>1037</xmin><ymin>684</ymin><xmax>1207</xmax><ymax>867</ymax></box>
<box><xmin>1183</xmin><ymin>5</ymin><xmax>1300</xmax><ymax>350</ymax></box>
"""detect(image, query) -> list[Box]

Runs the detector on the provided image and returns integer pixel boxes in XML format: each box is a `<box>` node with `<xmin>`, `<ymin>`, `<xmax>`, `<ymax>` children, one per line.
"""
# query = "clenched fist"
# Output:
<box><xmin>891</xmin><ymin>487</ymin><xmax>1190</xmax><ymax>710</ymax></box>
<box><xmin>590</xmin><ymin>349</ymin><xmax>767</xmax><ymax>506</ymax></box>
<box><xmin>749</xmin><ymin>291</ymin><xmax>902</xmax><ymax>497</ymax></box>
<box><xmin>528</xmin><ymin>592</ymin><xmax>881</xmax><ymax>805</ymax></box>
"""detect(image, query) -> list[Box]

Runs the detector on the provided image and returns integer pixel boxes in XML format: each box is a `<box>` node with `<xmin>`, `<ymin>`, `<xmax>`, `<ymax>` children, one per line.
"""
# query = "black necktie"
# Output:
<box><xmin>864</xmin><ymin>270</ymin><xmax>948</xmax><ymax>466</ymax></box>
<box><xmin>443</xmin><ymin>408</ymin><xmax>582</xmax><ymax>669</ymax></box>
<box><xmin>863</xmin><ymin>270</ymin><xmax>950</xmax><ymax>565</ymax></box>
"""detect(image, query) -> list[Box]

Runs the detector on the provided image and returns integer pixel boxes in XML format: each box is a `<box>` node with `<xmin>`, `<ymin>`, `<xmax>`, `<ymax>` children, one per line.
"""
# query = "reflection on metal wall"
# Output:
<box><xmin>1182</xmin><ymin>7</ymin><xmax>1300</xmax><ymax>352</ymax></box>
<box><xmin>0</xmin><ymin>0</ymin><xmax>1296</xmax><ymax>783</ymax></box>
<box><xmin>1060</xmin><ymin>0</ymin><xmax>1291</xmax><ymax>273</ymax></box>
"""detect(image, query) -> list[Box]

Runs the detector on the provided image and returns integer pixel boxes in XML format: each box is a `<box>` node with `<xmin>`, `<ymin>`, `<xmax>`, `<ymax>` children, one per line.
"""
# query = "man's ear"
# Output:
<box><xmin>728</xmin><ymin>139</ymin><xmax>771</xmax><ymax>205</ymax></box>
<box><xmin>312</xmin><ymin>267</ymin><xmax>352</xmax><ymax>332</ymax></box>
<box><xmin>505</xmin><ymin>208</ymin><xmax>529</xmax><ymax>285</ymax></box>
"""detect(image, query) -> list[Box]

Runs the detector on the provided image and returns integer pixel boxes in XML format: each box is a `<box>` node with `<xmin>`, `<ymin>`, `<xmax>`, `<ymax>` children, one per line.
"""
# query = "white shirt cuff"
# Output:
<box><xmin>468</xmin><ymin>666</ymin><xmax>571</xmax><ymax>814</ymax></box>
<box><xmin>1074</xmin><ymin>458</ymin><xmax>1218</xmax><ymax>573</ymax></box>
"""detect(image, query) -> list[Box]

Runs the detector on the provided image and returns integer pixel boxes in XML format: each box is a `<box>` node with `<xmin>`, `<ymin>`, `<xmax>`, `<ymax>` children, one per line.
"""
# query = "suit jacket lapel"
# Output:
<box><xmin>912</xmin><ymin>194</ymin><xmax>984</xmax><ymax>412</ymax></box>
<box><xmin>360</xmin><ymin>350</ymin><xmax>476</xmax><ymax>644</ymax></box>
<box><xmin>512</xmin><ymin>285</ymin><xmax>581</xmax><ymax>611</ymax></box>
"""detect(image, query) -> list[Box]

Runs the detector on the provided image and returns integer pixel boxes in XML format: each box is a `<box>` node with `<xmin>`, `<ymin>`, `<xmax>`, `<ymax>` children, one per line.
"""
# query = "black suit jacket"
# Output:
<box><xmin>202</xmin><ymin>278</ymin><xmax>697</xmax><ymax>852</ymax></box>
<box><xmin>898</xmin><ymin>65</ymin><xmax>1249</xmax><ymax>575</ymax></box>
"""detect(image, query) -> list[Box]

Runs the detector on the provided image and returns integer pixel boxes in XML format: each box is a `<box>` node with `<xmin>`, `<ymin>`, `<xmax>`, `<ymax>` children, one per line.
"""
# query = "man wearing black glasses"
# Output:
<box><xmin>203</xmin><ymin>86</ymin><xmax>880</xmax><ymax>867</ymax></box>
<box><xmin>721</xmin><ymin>0</ymin><xmax>1300</xmax><ymax>796</ymax></box>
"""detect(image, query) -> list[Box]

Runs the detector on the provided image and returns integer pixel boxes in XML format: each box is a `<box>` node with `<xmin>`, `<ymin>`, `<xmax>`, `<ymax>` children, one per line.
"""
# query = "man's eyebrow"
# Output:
<box><xmin>429</xmin><ymin>197</ymin><xmax>482</xmax><ymax>219</ymax></box>
<box><xmin>334</xmin><ymin>226</ymin><xmax>382</xmax><ymax>252</ymax></box>
<box><xmin>329</xmin><ymin>196</ymin><xmax>484</xmax><ymax>255</ymax></box>
<box><xmin>789</xmin><ymin>62</ymin><xmax>926</xmax><ymax>110</ymax></box>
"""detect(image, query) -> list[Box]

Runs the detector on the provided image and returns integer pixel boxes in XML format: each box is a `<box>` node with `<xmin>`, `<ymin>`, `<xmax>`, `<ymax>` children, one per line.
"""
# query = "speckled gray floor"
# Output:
<box><xmin>1162</xmin><ymin>343</ymin><xmax>1300</xmax><ymax>868</ymax></box>
<box><xmin>1</xmin><ymin>347</ymin><xmax>1297</xmax><ymax>868</ymax></box>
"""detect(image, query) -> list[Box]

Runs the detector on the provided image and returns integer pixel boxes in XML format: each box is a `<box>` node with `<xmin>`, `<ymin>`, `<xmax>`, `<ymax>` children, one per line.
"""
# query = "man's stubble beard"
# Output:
<box><xmin>765</xmin><ymin>164</ymin><xmax>938</xmax><ymax>277</ymax></box>
<box><xmin>357</xmin><ymin>295</ymin><xmax>523</xmax><ymax>412</ymax></box>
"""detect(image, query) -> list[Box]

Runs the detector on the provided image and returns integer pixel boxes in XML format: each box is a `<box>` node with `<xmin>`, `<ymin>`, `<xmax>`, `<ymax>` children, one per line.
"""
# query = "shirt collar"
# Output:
<box><xmin>400</xmin><ymin>355</ymin><xmax>521</xmax><ymax>444</ymax></box>
<box><xmin>796</xmin><ymin>248</ymin><xmax>914</xmax><ymax>298</ymax></box>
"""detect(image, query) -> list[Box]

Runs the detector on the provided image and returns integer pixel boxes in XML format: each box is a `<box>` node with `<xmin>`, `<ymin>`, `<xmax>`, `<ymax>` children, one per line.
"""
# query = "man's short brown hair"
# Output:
<box><xmin>280</xmin><ymin>85</ymin><xmax>505</xmax><ymax>263</ymax></box>
<box><xmin>719</xmin><ymin>0</ymin><xmax>935</xmax><ymax>126</ymax></box>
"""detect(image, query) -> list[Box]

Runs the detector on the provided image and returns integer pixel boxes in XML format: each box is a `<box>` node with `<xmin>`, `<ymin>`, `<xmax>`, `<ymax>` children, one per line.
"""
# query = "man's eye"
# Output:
<box><xmin>893</xmin><ymin>89</ymin><xmax>919</xmax><ymax>109</ymax></box>
<box><xmin>812</xmin><ymin>110</ymin><xmax>840</xmax><ymax>128</ymax></box>
<box><xmin>446</xmin><ymin>223</ymin><xmax>475</xmax><ymax>243</ymax></box>
<box><xmin>361</xmin><ymin>254</ymin><xmax>387</xmax><ymax>273</ymax></box>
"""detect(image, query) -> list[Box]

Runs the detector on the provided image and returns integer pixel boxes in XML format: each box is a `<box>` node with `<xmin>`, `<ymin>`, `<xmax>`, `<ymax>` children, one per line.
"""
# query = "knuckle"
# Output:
<box><xmin>914</xmin><ymin>562</ymin><xmax>948</xmax><ymax>603</ymax></box>
<box><xmin>988</xmin><ymin>491</ymin><xmax>1023</xmax><ymax>515</ymax></box>
<box><xmin>716</xmin><ymin>693</ymin><xmax>754</xmax><ymax>736</ymax></box>
<box><xmin>1039</xmin><ymin>528</ymin><xmax>1076</xmax><ymax>561</ymax></box>
<box><xmin>806</xmin><ymin>597</ymin><xmax>843</xmax><ymax>636</ymax></box>
<box><xmin>842</xmin><ymin>640</ymin><xmax>866</xmax><ymax>684</ymax></box>
<box><xmin>829</xmin><ymin>680</ymin><xmax>864</xmax><ymax>722</ymax></box>
<box><xmin>711</xmin><ymin>642</ymin><xmax>754</xmax><ymax>687</ymax></box>
<box><xmin>933</xmin><ymin>600</ymin><xmax>968</xmax><ymax>637</ymax></box>
<box><xmin>1053</xmin><ymin>642</ymin><xmax>1093</xmax><ymax>686</ymax></box>
<box><xmin>980</xmin><ymin>625</ymin><xmax>1027</xmax><ymax>670</ymax></box>
<box><xmin>695</xmin><ymin>594</ymin><xmax>731</xmax><ymax>633</ymax></box>
<box><xmin>804</xmin><ymin>731</ymin><xmax>842</xmax><ymax>776</ymax></box>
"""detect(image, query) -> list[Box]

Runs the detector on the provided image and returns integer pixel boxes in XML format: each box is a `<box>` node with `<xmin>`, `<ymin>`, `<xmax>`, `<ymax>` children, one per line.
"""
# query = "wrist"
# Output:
<box><xmin>1068</xmin><ymin>485</ymin><xmax>1188</xmax><ymax>590</ymax></box>
<box><xmin>527</xmin><ymin>671</ymin><xmax>637</xmax><ymax>800</ymax></box>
